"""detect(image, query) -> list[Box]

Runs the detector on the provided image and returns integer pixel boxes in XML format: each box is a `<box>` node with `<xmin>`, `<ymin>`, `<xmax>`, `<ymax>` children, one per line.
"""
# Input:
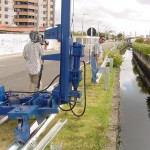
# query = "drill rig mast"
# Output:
<box><xmin>0</xmin><ymin>0</ymin><xmax>85</xmax><ymax>143</ymax></box>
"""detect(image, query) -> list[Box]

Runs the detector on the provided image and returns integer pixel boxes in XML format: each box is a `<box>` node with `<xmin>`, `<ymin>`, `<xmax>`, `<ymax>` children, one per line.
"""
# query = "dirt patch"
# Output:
<box><xmin>104</xmin><ymin>69</ymin><xmax>120</xmax><ymax>150</ymax></box>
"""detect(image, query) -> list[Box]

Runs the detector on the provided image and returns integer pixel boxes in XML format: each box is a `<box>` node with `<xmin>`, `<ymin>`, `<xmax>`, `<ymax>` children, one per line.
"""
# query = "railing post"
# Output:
<box><xmin>107</xmin><ymin>58</ymin><xmax>113</xmax><ymax>71</ymax></box>
<box><xmin>104</xmin><ymin>67</ymin><xmax>110</xmax><ymax>90</ymax></box>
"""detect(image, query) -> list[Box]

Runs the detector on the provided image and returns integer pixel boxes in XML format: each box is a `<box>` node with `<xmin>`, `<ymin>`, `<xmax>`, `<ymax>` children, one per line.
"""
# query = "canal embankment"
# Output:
<box><xmin>133</xmin><ymin>50</ymin><xmax>150</xmax><ymax>89</ymax></box>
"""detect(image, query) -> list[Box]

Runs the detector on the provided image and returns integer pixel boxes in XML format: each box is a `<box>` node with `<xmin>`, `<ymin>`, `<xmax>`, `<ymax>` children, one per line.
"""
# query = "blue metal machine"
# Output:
<box><xmin>0</xmin><ymin>0</ymin><xmax>85</xmax><ymax>143</ymax></box>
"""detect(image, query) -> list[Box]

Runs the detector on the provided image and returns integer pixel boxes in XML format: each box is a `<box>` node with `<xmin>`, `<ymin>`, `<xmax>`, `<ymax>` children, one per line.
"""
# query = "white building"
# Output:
<box><xmin>0</xmin><ymin>0</ymin><xmax>55</xmax><ymax>27</ymax></box>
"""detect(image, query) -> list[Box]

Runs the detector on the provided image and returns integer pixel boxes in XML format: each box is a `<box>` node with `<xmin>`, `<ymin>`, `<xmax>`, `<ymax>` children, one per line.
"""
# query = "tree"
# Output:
<box><xmin>117</xmin><ymin>33</ymin><xmax>124</xmax><ymax>40</ymax></box>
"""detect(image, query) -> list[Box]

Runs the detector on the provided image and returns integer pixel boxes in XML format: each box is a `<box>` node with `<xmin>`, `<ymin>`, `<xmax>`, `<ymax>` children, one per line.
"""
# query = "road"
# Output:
<box><xmin>0</xmin><ymin>41</ymin><xmax>117</xmax><ymax>91</ymax></box>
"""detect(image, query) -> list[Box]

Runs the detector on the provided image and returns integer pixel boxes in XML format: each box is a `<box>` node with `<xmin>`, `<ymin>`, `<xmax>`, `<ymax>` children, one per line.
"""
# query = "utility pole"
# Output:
<box><xmin>81</xmin><ymin>13</ymin><xmax>88</xmax><ymax>44</ymax></box>
<box><xmin>36</xmin><ymin>0</ymin><xmax>40</xmax><ymax>32</ymax></box>
<box><xmin>72</xmin><ymin>0</ymin><xmax>75</xmax><ymax>34</ymax></box>
<box><xmin>98</xmin><ymin>21</ymin><xmax>102</xmax><ymax>37</ymax></box>
<box><xmin>105</xmin><ymin>26</ymin><xmax>107</xmax><ymax>39</ymax></box>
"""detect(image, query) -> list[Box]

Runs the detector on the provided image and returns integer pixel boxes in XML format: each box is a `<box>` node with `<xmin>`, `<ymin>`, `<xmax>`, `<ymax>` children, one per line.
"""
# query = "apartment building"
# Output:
<box><xmin>0</xmin><ymin>0</ymin><xmax>55</xmax><ymax>27</ymax></box>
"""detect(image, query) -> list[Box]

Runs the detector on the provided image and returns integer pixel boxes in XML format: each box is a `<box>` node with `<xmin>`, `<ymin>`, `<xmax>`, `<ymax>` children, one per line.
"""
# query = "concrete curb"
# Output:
<box><xmin>104</xmin><ymin>69</ymin><xmax>120</xmax><ymax>150</ymax></box>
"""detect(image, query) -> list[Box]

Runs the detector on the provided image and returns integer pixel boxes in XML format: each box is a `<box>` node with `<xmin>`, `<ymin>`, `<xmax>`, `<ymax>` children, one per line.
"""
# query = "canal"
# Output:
<box><xmin>120</xmin><ymin>49</ymin><xmax>150</xmax><ymax>150</ymax></box>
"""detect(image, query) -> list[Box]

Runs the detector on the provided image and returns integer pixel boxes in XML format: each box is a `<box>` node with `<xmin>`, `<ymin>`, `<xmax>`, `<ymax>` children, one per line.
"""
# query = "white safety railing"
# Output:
<box><xmin>33</xmin><ymin>119</ymin><xmax>67</xmax><ymax>150</ymax></box>
<box><xmin>96</xmin><ymin>46</ymin><xmax>117</xmax><ymax>89</ymax></box>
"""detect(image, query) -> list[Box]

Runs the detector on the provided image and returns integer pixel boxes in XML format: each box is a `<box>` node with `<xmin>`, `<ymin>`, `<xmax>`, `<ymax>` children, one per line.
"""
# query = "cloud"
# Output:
<box><xmin>55</xmin><ymin>0</ymin><xmax>150</xmax><ymax>35</ymax></box>
<box><xmin>128</xmin><ymin>17</ymin><xmax>150</xmax><ymax>22</ymax></box>
<box><xmin>72</xmin><ymin>1</ymin><xmax>140</xmax><ymax>22</ymax></box>
<box><xmin>136</xmin><ymin>0</ymin><xmax>150</xmax><ymax>5</ymax></box>
<box><xmin>95</xmin><ymin>6</ymin><xmax>138</xmax><ymax>20</ymax></box>
<box><xmin>73</xmin><ymin>4</ymin><xmax>141</xmax><ymax>29</ymax></box>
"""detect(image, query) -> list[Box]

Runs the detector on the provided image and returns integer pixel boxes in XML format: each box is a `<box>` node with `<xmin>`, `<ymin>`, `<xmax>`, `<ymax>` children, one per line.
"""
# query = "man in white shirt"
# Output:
<box><xmin>90</xmin><ymin>36</ymin><xmax>105</xmax><ymax>83</ymax></box>
<box><xmin>23</xmin><ymin>31</ymin><xmax>43</xmax><ymax>92</ymax></box>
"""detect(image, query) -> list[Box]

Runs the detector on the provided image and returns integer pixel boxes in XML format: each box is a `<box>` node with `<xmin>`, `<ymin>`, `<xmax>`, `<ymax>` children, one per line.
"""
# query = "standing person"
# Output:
<box><xmin>44</xmin><ymin>40</ymin><xmax>49</xmax><ymax>50</ymax></box>
<box><xmin>23</xmin><ymin>31</ymin><xmax>44</xmax><ymax>92</ymax></box>
<box><xmin>90</xmin><ymin>36</ymin><xmax>105</xmax><ymax>83</ymax></box>
<box><xmin>40</xmin><ymin>35</ymin><xmax>49</xmax><ymax>50</ymax></box>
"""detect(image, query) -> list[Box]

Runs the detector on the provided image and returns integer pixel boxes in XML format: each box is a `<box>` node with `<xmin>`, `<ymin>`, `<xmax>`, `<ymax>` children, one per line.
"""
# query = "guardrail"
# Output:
<box><xmin>96</xmin><ymin>46</ymin><xmax>117</xmax><ymax>89</ymax></box>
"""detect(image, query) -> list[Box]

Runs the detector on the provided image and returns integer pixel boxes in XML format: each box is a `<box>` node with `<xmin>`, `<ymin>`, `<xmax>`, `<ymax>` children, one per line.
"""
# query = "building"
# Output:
<box><xmin>0</xmin><ymin>0</ymin><xmax>55</xmax><ymax>28</ymax></box>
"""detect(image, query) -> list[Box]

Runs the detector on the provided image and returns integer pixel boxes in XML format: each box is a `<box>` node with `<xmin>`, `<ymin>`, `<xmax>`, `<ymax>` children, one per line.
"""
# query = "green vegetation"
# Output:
<box><xmin>135</xmin><ymin>38</ymin><xmax>150</xmax><ymax>45</ymax></box>
<box><xmin>42</xmin><ymin>65</ymin><xmax>117</xmax><ymax>150</ymax></box>
<box><xmin>144</xmin><ymin>39</ymin><xmax>150</xmax><ymax>45</ymax></box>
<box><xmin>72</xmin><ymin>31</ymin><xmax>124</xmax><ymax>42</ymax></box>
<box><xmin>102</xmin><ymin>43</ymin><xmax>124</xmax><ymax>68</ymax></box>
<box><xmin>135</xmin><ymin>38</ymin><xmax>144</xmax><ymax>43</ymax></box>
<box><xmin>0</xmin><ymin>120</ymin><xmax>17</xmax><ymax>150</ymax></box>
<box><xmin>117</xmin><ymin>33</ymin><xmax>124</xmax><ymax>41</ymax></box>
<box><xmin>117</xmin><ymin>41</ymin><xmax>128</xmax><ymax>51</ymax></box>
<box><xmin>108</xmin><ymin>51</ymin><xmax>123</xmax><ymax>68</ymax></box>
<box><xmin>132</xmin><ymin>42</ymin><xmax>150</xmax><ymax>56</ymax></box>
<box><xmin>107</xmin><ymin>43</ymin><xmax>124</xmax><ymax>68</ymax></box>
<box><xmin>0</xmin><ymin>118</ymin><xmax>35</xmax><ymax>150</ymax></box>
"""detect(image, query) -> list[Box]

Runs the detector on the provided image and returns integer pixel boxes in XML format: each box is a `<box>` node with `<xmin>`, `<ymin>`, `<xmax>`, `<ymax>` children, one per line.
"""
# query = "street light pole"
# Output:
<box><xmin>81</xmin><ymin>13</ymin><xmax>88</xmax><ymax>44</ymax></box>
<box><xmin>36</xmin><ymin>0</ymin><xmax>40</xmax><ymax>32</ymax></box>
<box><xmin>98</xmin><ymin>21</ymin><xmax>102</xmax><ymax>37</ymax></box>
<box><xmin>89</xmin><ymin>20</ymin><xmax>94</xmax><ymax>62</ymax></box>
<box><xmin>105</xmin><ymin>26</ymin><xmax>107</xmax><ymax>40</ymax></box>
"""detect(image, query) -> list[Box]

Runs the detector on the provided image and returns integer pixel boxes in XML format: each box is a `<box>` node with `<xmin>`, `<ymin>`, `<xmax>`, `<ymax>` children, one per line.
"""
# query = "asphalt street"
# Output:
<box><xmin>0</xmin><ymin>41</ymin><xmax>117</xmax><ymax>91</ymax></box>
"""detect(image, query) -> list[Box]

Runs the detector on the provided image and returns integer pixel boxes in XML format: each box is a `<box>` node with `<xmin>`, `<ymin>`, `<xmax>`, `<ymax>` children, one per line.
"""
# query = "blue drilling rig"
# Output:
<box><xmin>0</xmin><ymin>0</ymin><xmax>85</xmax><ymax>143</ymax></box>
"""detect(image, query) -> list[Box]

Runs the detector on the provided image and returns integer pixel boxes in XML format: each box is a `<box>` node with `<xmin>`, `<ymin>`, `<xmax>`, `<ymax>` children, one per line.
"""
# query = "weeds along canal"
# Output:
<box><xmin>120</xmin><ymin>49</ymin><xmax>150</xmax><ymax>150</ymax></box>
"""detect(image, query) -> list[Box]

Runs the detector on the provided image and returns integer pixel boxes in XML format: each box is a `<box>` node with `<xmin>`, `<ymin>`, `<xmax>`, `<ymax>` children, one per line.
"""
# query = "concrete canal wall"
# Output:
<box><xmin>133</xmin><ymin>51</ymin><xmax>150</xmax><ymax>71</ymax></box>
<box><xmin>133</xmin><ymin>50</ymin><xmax>150</xmax><ymax>87</ymax></box>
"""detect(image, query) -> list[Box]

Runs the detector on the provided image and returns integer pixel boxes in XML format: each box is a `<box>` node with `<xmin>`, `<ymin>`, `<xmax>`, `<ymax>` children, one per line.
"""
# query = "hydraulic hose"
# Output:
<box><xmin>58</xmin><ymin>99</ymin><xmax>77</xmax><ymax>111</ymax></box>
<box><xmin>5</xmin><ymin>74</ymin><xmax>60</xmax><ymax>94</ymax></box>
<box><xmin>69</xmin><ymin>61</ymin><xmax>87</xmax><ymax>117</ymax></box>
<box><xmin>37</xmin><ymin>61</ymin><xmax>44</xmax><ymax>90</ymax></box>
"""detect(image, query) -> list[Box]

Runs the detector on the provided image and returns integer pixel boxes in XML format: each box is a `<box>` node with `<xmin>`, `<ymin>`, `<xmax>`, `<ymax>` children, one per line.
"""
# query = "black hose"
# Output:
<box><xmin>37</xmin><ymin>63</ymin><xmax>44</xmax><ymax>89</ymax></box>
<box><xmin>5</xmin><ymin>74</ymin><xmax>60</xmax><ymax>94</ymax></box>
<box><xmin>41</xmin><ymin>74</ymin><xmax>60</xmax><ymax>91</ymax></box>
<box><xmin>69</xmin><ymin>61</ymin><xmax>87</xmax><ymax>117</ymax></box>
<box><xmin>59</xmin><ymin>61</ymin><xmax>87</xmax><ymax>116</ymax></box>
<box><xmin>5</xmin><ymin>60</ymin><xmax>87</xmax><ymax>117</ymax></box>
<box><xmin>58</xmin><ymin>99</ymin><xmax>77</xmax><ymax>111</ymax></box>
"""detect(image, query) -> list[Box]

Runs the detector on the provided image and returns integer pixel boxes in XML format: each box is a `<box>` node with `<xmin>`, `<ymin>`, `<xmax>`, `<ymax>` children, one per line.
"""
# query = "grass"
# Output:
<box><xmin>0</xmin><ymin>118</ymin><xmax>35</xmax><ymax>150</ymax></box>
<box><xmin>0</xmin><ymin>57</ymin><xmax>117</xmax><ymax>150</ymax></box>
<box><xmin>0</xmin><ymin>120</ymin><xmax>17</xmax><ymax>150</ymax></box>
<box><xmin>41</xmin><ymin>64</ymin><xmax>117</xmax><ymax>150</ymax></box>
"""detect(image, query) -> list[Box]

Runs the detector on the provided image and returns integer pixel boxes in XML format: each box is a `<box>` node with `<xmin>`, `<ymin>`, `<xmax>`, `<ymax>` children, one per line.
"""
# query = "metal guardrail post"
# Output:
<box><xmin>96</xmin><ymin>46</ymin><xmax>116</xmax><ymax>84</ymax></box>
<box><xmin>107</xmin><ymin>58</ymin><xmax>113</xmax><ymax>71</ymax></box>
<box><xmin>97</xmin><ymin>67</ymin><xmax>110</xmax><ymax>90</ymax></box>
<box><xmin>104</xmin><ymin>67</ymin><xmax>110</xmax><ymax>90</ymax></box>
<box><xmin>113</xmin><ymin>43</ymin><xmax>117</xmax><ymax>50</ymax></box>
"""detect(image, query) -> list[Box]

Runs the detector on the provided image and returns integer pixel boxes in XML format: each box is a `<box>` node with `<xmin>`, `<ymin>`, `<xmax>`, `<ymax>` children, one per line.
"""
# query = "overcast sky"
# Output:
<box><xmin>55</xmin><ymin>0</ymin><xmax>150</xmax><ymax>36</ymax></box>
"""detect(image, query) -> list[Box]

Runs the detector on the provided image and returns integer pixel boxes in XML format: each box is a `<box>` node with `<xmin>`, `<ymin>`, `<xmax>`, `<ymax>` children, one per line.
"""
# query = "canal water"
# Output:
<box><xmin>120</xmin><ymin>49</ymin><xmax>150</xmax><ymax>150</ymax></box>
